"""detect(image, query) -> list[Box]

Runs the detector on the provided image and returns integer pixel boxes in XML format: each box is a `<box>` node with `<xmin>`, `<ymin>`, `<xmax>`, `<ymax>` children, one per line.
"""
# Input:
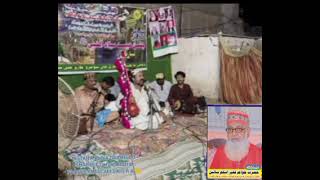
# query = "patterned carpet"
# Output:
<box><xmin>60</xmin><ymin>114</ymin><xmax>208</xmax><ymax>180</ymax></box>
<box><xmin>90</xmin><ymin>114</ymin><xmax>207</xmax><ymax>157</ymax></box>
<box><xmin>152</xmin><ymin>157</ymin><xmax>206</xmax><ymax>180</ymax></box>
<box><xmin>61</xmin><ymin>140</ymin><xmax>207</xmax><ymax>180</ymax></box>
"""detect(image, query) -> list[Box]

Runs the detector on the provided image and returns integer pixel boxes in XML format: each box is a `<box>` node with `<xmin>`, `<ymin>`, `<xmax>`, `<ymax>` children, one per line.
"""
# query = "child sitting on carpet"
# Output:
<box><xmin>96</xmin><ymin>94</ymin><xmax>119</xmax><ymax>128</ymax></box>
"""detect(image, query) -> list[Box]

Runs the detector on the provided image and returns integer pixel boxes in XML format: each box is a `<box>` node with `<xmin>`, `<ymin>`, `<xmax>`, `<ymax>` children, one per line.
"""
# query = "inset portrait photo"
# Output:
<box><xmin>166</xmin><ymin>34</ymin><xmax>176</xmax><ymax>46</ymax></box>
<box><xmin>160</xmin><ymin>22</ymin><xmax>168</xmax><ymax>34</ymax></box>
<box><xmin>165</xmin><ymin>8</ymin><xmax>173</xmax><ymax>21</ymax></box>
<box><xmin>149</xmin><ymin>22</ymin><xmax>160</xmax><ymax>36</ymax></box>
<box><xmin>207</xmin><ymin>105</ymin><xmax>262</xmax><ymax>179</ymax></box>
<box><xmin>167</xmin><ymin>20</ymin><xmax>175</xmax><ymax>32</ymax></box>
<box><xmin>158</xmin><ymin>8</ymin><xmax>166</xmax><ymax>21</ymax></box>
<box><xmin>149</xmin><ymin>9</ymin><xmax>158</xmax><ymax>22</ymax></box>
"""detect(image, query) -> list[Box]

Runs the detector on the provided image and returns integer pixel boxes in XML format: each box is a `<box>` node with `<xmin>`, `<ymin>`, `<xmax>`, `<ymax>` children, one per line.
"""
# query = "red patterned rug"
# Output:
<box><xmin>90</xmin><ymin>114</ymin><xmax>207</xmax><ymax>158</ymax></box>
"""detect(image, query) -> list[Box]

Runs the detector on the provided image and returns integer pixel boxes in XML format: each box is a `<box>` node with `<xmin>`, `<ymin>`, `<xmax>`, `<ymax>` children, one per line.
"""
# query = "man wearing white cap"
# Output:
<box><xmin>116</xmin><ymin>69</ymin><xmax>165</xmax><ymax>130</ymax></box>
<box><xmin>74</xmin><ymin>73</ymin><xmax>104</xmax><ymax>135</ymax></box>
<box><xmin>74</xmin><ymin>73</ymin><xmax>120</xmax><ymax>135</ymax></box>
<box><xmin>147</xmin><ymin>73</ymin><xmax>172</xmax><ymax>108</ymax></box>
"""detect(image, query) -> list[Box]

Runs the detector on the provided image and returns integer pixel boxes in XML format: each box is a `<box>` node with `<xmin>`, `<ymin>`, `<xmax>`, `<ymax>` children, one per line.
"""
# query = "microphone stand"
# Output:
<box><xmin>145</xmin><ymin>87</ymin><xmax>158</xmax><ymax>133</ymax></box>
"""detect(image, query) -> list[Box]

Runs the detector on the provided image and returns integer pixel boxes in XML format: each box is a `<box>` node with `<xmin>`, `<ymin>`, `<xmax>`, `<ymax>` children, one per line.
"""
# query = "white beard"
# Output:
<box><xmin>224</xmin><ymin>139</ymin><xmax>250</xmax><ymax>161</ymax></box>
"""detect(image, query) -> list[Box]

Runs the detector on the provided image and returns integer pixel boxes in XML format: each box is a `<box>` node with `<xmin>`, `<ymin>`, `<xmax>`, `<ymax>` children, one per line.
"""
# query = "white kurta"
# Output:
<box><xmin>148</xmin><ymin>80</ymin><xmax>172</xmax><ymax>102</ymax></box>
<box><xmin>116</xmin><ymin>83</ymin><xmax>164</xmax><ymax>130</ymax></box>
<box><xmin>109</xmin><ymin>82</ymin><xmax>121</xmax><ymax>98</ymax></box>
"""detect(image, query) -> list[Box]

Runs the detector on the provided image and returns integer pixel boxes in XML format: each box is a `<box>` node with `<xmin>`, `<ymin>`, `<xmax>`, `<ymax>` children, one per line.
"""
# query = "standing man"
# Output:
<box><xmin>148</xmin><ymin>73</ymin><xmax>172</xmax><ymax>108</ymax></box>
<box><xmin>209</xmin><ymin>110</ymin><xmax>262</xmax><ymax>169</ymax></box>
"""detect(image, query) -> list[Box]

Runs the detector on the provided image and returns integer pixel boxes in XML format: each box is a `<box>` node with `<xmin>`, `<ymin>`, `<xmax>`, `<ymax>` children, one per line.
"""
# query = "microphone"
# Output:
<box><xmin>143</xmin><ymin>80</ymin><xmax>149</xmax><ymax>92</ymax></box>
<box><xmin>144</xmin><ymin>85</ymin><xmax>149</xmax><ymax>92</ymax></box>
<box><xmin>92</xmin><ymin>88</ymin><xmax>103</xmax><ymax>93</ymax></box>
<box><xmin>144</xmin><ymin>83</ymin><xmax>154</xmax><ymax>92</ymax></box>
<box><xmin>92</xmin><ymin>84</ymin><xmax>103</xmax><ymax>93</ymax></box>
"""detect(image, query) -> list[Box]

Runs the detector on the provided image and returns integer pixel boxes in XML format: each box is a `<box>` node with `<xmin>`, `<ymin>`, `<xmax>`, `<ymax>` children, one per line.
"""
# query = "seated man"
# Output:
<box><xmin>168</xmin><ymin>71</ymin><xmax>206</xmax><ymax>114</ymax></box>
<box><xmin>100</xmin><ymin>76</ymin><xmax>121</xmax><ymax>99</ymax></box>
<box><xmin>209</xmin><ymin>110</ymin><xmax>262</xmax><ymax>169</ymax></box>
<box><xmin>148</xmin><ymin>73</ymin><xmax>172</xmax><ymax>108</ymax></box>
<box><xmin>74</xmin><ymin>73</ymin><xmax>119</xmax><ymax>135</ymax></box>
<box><xmin>116</xmin><ymin>69</ymin><xmax>165</xmax><ymax>130</ymax></box>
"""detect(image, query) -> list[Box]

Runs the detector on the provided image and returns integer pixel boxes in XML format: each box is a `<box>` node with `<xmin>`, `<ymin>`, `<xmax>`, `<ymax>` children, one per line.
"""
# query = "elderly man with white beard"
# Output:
<box><xmin>209</xmin><ymin>110</ymin><xmax>262</xmax><ymax>169</ymax></box>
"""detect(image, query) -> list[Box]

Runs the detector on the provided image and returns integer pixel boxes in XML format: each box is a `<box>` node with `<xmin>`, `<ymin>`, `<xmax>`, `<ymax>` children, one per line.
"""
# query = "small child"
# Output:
<box><xmin>96</xmin><ymin>94</ymin><xmax>119</xmax><ymax>128</ymax></box>
<box><xmin>104</xmin><ymin>94</ymin><xmax>118</xmax><ymax>112</ymax></box>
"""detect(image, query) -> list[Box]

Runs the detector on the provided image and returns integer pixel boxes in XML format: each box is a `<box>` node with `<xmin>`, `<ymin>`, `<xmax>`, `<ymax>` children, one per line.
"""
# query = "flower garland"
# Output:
<box><xmin>114</xmin><ymin>51</ymin><xmax>134</xmax><ymax>128</ymax></box>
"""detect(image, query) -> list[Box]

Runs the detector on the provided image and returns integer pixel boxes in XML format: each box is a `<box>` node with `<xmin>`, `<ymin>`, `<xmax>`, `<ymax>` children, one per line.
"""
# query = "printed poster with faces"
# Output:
<box><xmin>148</xmin><ymin>6</ymin><xmax>178</xmax><ymax>58</ymax></box>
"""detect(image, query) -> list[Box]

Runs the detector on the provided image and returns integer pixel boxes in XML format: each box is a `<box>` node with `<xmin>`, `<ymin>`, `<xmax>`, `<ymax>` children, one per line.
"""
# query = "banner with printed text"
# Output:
<box><xmin>148</xmin><ymin>6</ymin><xmax>178</xmax><ymax>58</ymax></box>
<box><xmin>58</xmin><ymin>4</ymin><xmax>147</xmax><ymax>74</ymax></box>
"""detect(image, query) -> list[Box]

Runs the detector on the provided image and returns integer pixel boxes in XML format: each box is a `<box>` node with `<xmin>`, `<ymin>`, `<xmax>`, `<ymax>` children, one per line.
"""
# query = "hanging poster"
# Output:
<box><xmin>148</xmin><ymin>6</ymin><xmax>178</xmax><ymax>58</ymax></box>
<box><xmin>58</xmin><ymin>4</ymin><xmax>147</xmax><ymax>74</ymax></box>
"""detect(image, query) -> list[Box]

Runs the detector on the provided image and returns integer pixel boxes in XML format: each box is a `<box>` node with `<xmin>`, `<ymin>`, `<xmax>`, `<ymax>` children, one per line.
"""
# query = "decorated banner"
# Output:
<box><xmin>148</xmin><ymin>6</ymin><xmax>178</xmax><ymax>58</ymax></box>
<box><xmin>58</xmin><ymin>4</ymin><xmax>147</xmax><ymax>74</ymax></box>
